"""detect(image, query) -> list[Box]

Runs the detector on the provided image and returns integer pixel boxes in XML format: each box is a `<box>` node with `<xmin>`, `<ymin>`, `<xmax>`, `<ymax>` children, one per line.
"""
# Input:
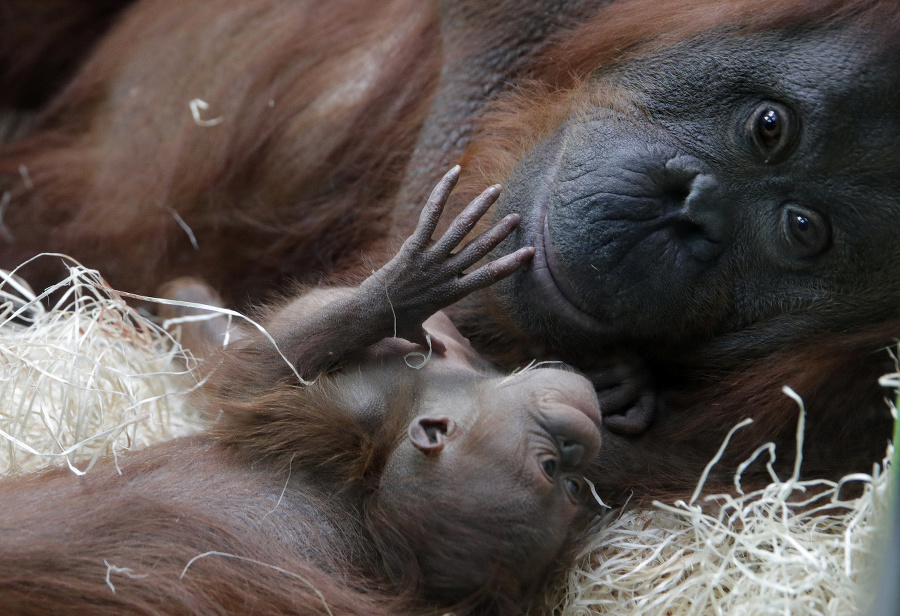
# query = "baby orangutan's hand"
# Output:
<box><xmin>360</xmin><ymin>165</ymin><xmax>534</xmax><ymax>350</ymax></box>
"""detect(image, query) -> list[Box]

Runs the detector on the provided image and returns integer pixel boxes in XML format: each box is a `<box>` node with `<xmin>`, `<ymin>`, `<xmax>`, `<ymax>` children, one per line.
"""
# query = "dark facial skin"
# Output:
<box><xmin>487</xmin><ymin>25</ymin><xmax>900</xmax><ymax>432</ymax></box>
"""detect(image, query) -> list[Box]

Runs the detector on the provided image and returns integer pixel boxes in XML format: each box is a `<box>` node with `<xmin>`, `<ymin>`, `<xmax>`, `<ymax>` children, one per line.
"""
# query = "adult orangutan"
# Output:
<box><xmin>0</xmin><ymin>0</ymin><xmax>898</xmax><ymax>504</ymax></box>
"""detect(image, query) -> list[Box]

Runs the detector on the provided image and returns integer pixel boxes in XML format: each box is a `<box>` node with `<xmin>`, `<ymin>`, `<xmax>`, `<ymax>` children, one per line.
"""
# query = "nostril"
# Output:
<box><xmin>663</xmin><ymin>182</ymin><xmax>691</xmax><ymax>208</ymax></box>
<box><xmin>677</xmin><ymin>174</ymin><xmax>730</xmax><ymax>250</ymax></box>
<box><xmin>658</xmin><ymin>158</ymin><xmax>730</xmax><ymax>251</ymax></box>
<box><xmin>660</xmin><ymin>156</ymin><xmax>699</xmax><ymax>209</ymax></box>
<box><xmin>558</xmin><ymin>439</ymin><xmax>585</xmax><ymax>468</ymax></box>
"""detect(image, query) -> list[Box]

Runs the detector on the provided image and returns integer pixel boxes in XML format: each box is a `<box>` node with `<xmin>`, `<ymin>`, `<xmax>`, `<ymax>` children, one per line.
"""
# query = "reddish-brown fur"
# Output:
<box><xmin>0</xmin><ymin>174</ymin><xmax>597</xmax><ymax>614</ymax></box>
<box><xmin>4</xmin><ymin>0</ymin><xmax>898</xmax><ymax>286</ymax></box>
<box><xmin>0</xmin><ymin>0</ymin><xmax>136</xmax><ymax>109</ymax></box>
<box><xmin>0</xmin><ymin>293</ymin><xmax>580</xmax><ymax>616</ymax></box>
<box><xmin>0</xmin><ymin>439</ymin><xmax>415</xmax><ymax>616</ymax></box>
<box><xmin>0</xmin><ymin>375</ymin><xmax>575</xmax><ymax>615</ymax></box>
<box><xmin>0</xmin><ymin>0</ymin><xmax>896</xmax><ymax>509</ymax></box>
<box><xmin>1</xmin><ymin>0</ymin><xmax>440</xmax><ymax>305</ymax></box>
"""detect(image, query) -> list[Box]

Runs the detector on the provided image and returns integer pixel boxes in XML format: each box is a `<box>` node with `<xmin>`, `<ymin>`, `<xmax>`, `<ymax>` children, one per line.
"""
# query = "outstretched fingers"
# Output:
<box><xmin>374</xmin><ymin>166</ymin><xmax>534</xmax><ymax>347</ymax></box>
<box><xmin>457</xmin><ymin>246</ymin><xmax>535</xmax><ymax>294</ymax></box>
<box><xmin>432</xmin><ymin>183</ymin><xmax>502</xmax><ymax>255</ymax></box>
<box><xmin>451</xmin><ymin>213</ymin><xmax>521</xmax><ymax>271</ymax></box>
<box><xmin>407</xmin><ymin>165</ymin><xmax>461</xmax><ymax>250</ymax></box>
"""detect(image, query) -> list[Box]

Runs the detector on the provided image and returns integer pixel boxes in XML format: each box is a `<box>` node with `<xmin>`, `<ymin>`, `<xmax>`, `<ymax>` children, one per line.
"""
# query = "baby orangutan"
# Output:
<box><xmin>0</xmin><ymin>167</ymin><xmax>603</xmax><ymax>616</ymax></box>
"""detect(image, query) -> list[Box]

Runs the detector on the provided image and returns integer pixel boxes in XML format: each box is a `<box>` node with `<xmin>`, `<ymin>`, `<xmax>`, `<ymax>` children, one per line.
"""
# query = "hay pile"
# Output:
<box><xmin>549</xmin><ymin>410</ymin><xmax>895</xmax><ymax>616</ymax></box>
<box><xmin>0</xmin><ymin>258</ymin><xmax>894</xmax><ymax>615</ymax></box>
<box><xmin>0</xmin><ymin>258</ymin><xmax>199</xmax><ymax>475</ymax></box>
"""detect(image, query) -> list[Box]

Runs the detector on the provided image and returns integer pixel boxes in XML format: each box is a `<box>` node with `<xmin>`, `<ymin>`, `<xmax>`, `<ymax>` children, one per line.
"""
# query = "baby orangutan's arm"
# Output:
<box><xmin>196</xmin><ymin>167</ymin><xmax>532</xmax><ymax>469</ymax></box>
<box><xmin>215</xmin><ymin>166</ymin><xmax>533</xmax><ymax>385</ymax></box>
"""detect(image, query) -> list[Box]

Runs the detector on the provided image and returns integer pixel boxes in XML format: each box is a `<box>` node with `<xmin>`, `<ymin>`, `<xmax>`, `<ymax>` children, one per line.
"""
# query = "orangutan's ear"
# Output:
<box><xmin>408</xmin><ymin>415</ymin><xmax>455</xmax><ymax>454</ymax></box>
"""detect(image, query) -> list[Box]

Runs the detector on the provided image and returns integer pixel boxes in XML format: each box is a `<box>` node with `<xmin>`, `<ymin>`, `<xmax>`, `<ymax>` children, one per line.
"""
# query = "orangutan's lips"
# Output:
<box><xmin>541</xmin><ymin>215</ymin><xmax>592</xmax><ymax>312</ymax></box>
<box><xmin>528</xmin><ymin>212</ymin><xmax>604</xmax><ymax>334</ymax></box>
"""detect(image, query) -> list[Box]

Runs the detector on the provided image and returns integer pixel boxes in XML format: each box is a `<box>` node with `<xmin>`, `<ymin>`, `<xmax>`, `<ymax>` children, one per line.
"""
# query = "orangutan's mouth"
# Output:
<box><xmin>524</xmin><ymin>212</ymin><xmax>610</xmax><ymax>336</ymax></box>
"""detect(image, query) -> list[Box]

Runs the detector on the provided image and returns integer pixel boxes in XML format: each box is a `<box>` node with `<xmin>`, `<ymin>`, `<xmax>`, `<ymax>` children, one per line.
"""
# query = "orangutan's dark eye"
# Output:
<box><xmin>541</xmin><ymin>458</ymin><xmax>557</xmax><ymax>478</ymax></box>
<box><xmin>759</xmin><ymin>109</ymin><xmax>781</xmax><ymax>147</ymax></box>
<box><xmin>747</xmin><ymin>102</ymin><xmax>798</xmax><ymax>163</ymax></box>
<box><xmin>781</xmin><ymin>205</ymin><xmax>830</xmax><ymax>258</ymax></box>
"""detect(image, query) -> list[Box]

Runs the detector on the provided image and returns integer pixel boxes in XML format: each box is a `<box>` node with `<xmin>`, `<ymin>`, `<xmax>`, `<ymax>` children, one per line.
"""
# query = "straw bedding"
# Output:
<box><xmin>546</xmin><ymin>411</ymin><xmax>895</xmax><ymax>615</ymax></box>
<box><xmin>0</xmin><ymin>258</ymin><xmax>199</xmax><ymax>476</ymax></box>
<box><xmin>0</xmin><ymin>258</ymin><xmax>894</xmax><ymax>615</ymax></box>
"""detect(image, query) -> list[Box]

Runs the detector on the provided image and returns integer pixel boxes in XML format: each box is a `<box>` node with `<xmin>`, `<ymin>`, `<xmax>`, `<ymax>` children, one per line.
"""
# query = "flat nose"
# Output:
<box><xmin>663</xmin><ymin>156</ymin><xmax>730</xmax><ymax>261</ymax></box>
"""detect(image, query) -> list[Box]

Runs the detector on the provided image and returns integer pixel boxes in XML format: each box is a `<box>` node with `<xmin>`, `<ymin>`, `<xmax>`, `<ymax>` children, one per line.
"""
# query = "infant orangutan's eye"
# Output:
<box><xmin>541</xmin><ymin>458</ymin><xmax>557</xmax><ymax>478</ymax></box>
